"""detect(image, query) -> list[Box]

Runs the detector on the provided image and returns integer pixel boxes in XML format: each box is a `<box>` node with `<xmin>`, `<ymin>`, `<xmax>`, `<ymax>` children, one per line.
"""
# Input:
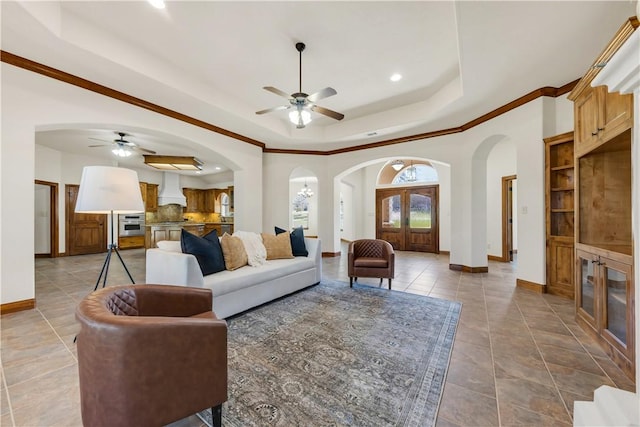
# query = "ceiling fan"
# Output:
<box><xmin>256</xmin><ymin>42</ymin><xmax>344</xmax><ymax>128</ymax></box>
<box><xmin>89</xmin><ymin>132</ymin><xmax>156</xmax><ymax>157</ymax></box>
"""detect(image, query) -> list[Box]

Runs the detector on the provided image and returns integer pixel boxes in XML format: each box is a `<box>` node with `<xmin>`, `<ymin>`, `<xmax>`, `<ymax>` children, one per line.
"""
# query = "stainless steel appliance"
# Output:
<box><xmin>118</xmin><ymin>213</ymin><xmax>145</xmax><ymax>237</ymax></box>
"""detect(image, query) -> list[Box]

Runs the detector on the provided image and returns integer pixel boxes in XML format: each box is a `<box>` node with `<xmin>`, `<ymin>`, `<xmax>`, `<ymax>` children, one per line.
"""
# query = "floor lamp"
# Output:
<box><xmin>75</xmin><ymin>166</ymin><xmax>145</xmax><ymax>291</ymax></box>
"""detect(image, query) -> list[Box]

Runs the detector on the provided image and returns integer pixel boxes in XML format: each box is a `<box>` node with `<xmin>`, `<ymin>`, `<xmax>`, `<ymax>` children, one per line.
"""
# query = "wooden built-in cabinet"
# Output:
<box><xmin>574</xmin><ymin>85</ymin><xmax>633</xmax><ymax>157</ymax></box>
<box><xmin>570</xmin><ymin>84</ymin><xmax>634</xmax><ymax>379</ymax></box>
<box><xmin>576</xmin><ymin>247</ymin><xmax>635</xmax><ymax>374</ymax></box>
<box><xmin>544</xmin><ymin>131</ymin><xmax>575</xmax><ymax>299</ymax></box>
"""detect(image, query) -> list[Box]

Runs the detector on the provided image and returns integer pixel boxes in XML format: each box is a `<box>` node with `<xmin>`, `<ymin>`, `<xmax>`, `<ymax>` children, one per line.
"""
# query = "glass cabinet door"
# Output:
<box><xmin>576</xmin><ymin>250</ymin><xmax>597</xmax><ymax>325</ymax></box>
<box><xmin>601</xmin><ymin>258</ymin><xmax>632</xmax><ymax>354</ymax></box>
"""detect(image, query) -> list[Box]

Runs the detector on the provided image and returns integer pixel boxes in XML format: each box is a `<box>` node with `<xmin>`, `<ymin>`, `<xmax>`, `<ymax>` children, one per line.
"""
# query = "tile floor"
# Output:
<box><xmin>1</xmin><ymin>247</ymin><xmax>635</xmax><ymax>426</ymax></box>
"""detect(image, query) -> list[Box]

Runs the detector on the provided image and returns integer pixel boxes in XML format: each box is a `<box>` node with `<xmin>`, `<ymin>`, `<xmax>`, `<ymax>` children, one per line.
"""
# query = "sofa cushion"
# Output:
<box><xmin>275</xmin><ymin>226</ymin><xmax>308</xmax><ymax>257</ymax></box>
<box><xmin>354</xmin><ymin>257</ymin><xmax>388</xmax><ymax>268</ymax></box>
<box><xmin>157</xmin><ymin>240</ymin><xmax>182</xmax><ymax>253</ymax></box>
<box><xmin>220</xmin><ymin>233</ymin><xmax>248</xmax><ymax>271</ymax></box>
<box><xmin>203</xmin><ymin>256</ymin><xmax>316</xmax><ymax>297</ymax></box>
<box><xmin>233</xmin><ymin>230</ymin><xmax>267</xmax><ymax>267</ymax></box>
<box><xmin>262</xmin><ymin>232</ymin><xmax>294</xmax><ymax>260</ymax></box>
<box><xmin>180</xmin><ymin>229</ymin><xmax>226</xmax><ymax>276</ymax></box>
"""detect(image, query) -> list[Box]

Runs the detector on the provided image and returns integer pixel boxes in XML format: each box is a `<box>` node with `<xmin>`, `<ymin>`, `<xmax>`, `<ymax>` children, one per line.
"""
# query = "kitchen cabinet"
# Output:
<box><xmin>183</xmin><ymin>188</ymin><xmax>205</xmax><ymax>213</ymax></box>
<box><xmin>544</xmin><ymin>132</ymin><xmax>574</xmax><ymax>299</ymax></box>
<box><xmin>574</xmin><ymin>85</ymin><xmax>633</xmax><ymax>157</ymax></box>
<box><xmin>576</xmin><ymin>247</ymin><xmax>635</xmax><ymax>375</ymax></box>
<box><xmin>145</xmin><ymin>223</ymin><xmax>205</xmax><ymax>248</ymax></box>
<box><xmin>118</xmin><ymin>235</ymin><xmax>144</xmax><ymax>250</ymax></box>
<box><xmin>228</xmin><ymin>186</ymin><xmax>234</xmax><ymax>211</ymax></box>
<box><xmin>204</xmin><ymin>223</ymin><xmax>233</xmax><ymax>236</ymax></box>
<box><xmin>139</xmin><ymin>182</ymin><xmax>158</xmax><ymax>212</ymax></box>
<box><xmin>205</xmin><ymin>189</ymin><xmax>218</xmax><ymax>213</ymax></box>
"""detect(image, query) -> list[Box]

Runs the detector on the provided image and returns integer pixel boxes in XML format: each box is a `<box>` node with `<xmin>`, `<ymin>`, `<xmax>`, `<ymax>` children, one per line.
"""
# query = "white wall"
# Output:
<box><xmin>339</xmin><ymin>182</ymin><xmax>355</xmax><ymax>241</ymax></box>
<box><xmin>2</xmin><ymin>63</ymin><xmax>262</xmax><ymax>305</ymax></box>
<box><xmin>486</xmin><ymin>140</ymin><xmax>517</xmax><ymax>258</ymax></box>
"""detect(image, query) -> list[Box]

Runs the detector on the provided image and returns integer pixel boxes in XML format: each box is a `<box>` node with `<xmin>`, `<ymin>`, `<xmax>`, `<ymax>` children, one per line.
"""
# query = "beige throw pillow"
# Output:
<box><xmin>220</xmin><ymin>233</ymin><xmax>248</xmax><ymax>270</ymax></box>
<box><xmin>261</xmin><ymin>232</ymin><xmax>294</xmax><ymax>260</ymax></box>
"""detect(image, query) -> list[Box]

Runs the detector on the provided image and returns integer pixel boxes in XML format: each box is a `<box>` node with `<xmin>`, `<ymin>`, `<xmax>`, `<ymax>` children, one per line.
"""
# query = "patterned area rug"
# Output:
<box><xmin>198</xmin><ymin>280</ymin><xmax>461</xmax><ymax>427</ymax></box>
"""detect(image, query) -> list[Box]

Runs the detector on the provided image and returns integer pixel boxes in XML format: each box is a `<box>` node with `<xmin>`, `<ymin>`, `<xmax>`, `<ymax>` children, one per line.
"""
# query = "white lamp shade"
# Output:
<box><xmin>75</xmin><ymin>166</ymin><xmax>144</xmax><ymax>213</ymax></box>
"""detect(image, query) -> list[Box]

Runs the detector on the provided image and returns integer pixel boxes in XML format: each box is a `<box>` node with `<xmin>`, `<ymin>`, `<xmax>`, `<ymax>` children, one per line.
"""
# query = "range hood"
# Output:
<box><xmin>158</xmin><ymin>172</ymin><xmax>186</xmax><ymax>206</ymax></box>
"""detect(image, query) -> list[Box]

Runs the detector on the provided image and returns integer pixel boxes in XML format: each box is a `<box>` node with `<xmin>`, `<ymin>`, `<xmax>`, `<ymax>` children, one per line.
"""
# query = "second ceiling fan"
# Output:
<box><xmin>256</xmin><ymin>42</ymin><xmax>344</xmax><ymax>128</ymax></box>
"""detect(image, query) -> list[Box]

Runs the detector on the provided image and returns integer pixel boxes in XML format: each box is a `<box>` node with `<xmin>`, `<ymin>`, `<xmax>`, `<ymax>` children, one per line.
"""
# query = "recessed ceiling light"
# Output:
<box><xmin>147</xmin><ymin>0</ymin><xmax>165</xmax><ymax>9</ymax></box>
<box><xmin>215</xmin><ymin>166</ymin><xmax>221</xmax><ymax>171</ymax></box>
<box><xmin>390</xmin><ymin>73</ymin><xmax>402</xmax><ymax>82</ymax></box>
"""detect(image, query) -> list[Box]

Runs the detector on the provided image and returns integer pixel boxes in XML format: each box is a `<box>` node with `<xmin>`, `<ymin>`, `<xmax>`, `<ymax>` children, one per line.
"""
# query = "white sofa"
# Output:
<box><xmin>145</xmin><ymin>238</ymin><xmax>322</xmax><ymax>318</ymax></box>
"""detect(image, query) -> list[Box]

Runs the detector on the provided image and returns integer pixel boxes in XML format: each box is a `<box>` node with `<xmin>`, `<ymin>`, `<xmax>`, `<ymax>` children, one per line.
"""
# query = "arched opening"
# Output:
<box><xmin>289</xmin><ymin>168</ymin><xmax>318</xmax><ymax>236</ymax></box>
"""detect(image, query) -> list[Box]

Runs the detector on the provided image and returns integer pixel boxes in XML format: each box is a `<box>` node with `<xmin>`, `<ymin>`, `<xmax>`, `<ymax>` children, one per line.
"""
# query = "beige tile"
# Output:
<box><xmin>499</xmin><ymin>400</ymin><xmax>572</xmax><ymax>426</ymax></box>
<box><xmin>8</xmin><ymin>364</ymin><xmax>81</xmax><ymax>426</ymax></box>
<box><xmin>438</xmin><ymin>383</ymin><xmax>498</xmax><ymax>426</ymax></box>
<box><xmin>3</xmin><ymin>345</ymin><xmax>75</xmax><ymax>387</ymax></box>
<box><xmin>537</xmin><ymin>344</ymin><xmax>605</xmax><ymax>376</ymax></box>
<box><xmin>446</xmin><ymin>350</ymin><xmax>496</xmax><ymax>398</ymax></box>
<box><xmin>495</xmin><ymin>377</ymin><xmax>571</xmax><ymax>424</ymax></box>
<box><xmin>546</xmin><ymin>362</ymin><xmax>615</xmax><ymax>397</ymax></box>
<box><xmin>493</xmin><ymin>352</ymin><xmax>555</xmax><ymax>388</ymax></box>
<box><xmin>592</xmin><ymin>355</ymin><xmax>636</xmax><ymax>392</ymax></box>
<box><xmin>558</xmin><ymin>388</ymin><xmax>592</xmax><ymax>419</ymax></box>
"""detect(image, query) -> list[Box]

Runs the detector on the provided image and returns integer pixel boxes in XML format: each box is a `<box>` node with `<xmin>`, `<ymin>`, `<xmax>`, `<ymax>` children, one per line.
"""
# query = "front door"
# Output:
<box><xmin>376</xmin><ymin>185</ymin><xmax>439</xmax><ymax>253</ymax></box>
<box><xmin>65</xmin><ymin>185</ymin><xmax>107</xmax><ymax>256</ymax></box>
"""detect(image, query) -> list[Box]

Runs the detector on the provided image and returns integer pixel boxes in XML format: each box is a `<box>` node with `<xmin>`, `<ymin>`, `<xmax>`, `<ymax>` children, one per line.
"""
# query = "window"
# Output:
<box><xmin>220</xmin><ymin>193</ymin><xmax>229</xmax><ymax>217</ymax></box>
<box><xmin>392</xmin><ymin>164</ymin><xmax>438</xmax><ymax>184</ymax></box>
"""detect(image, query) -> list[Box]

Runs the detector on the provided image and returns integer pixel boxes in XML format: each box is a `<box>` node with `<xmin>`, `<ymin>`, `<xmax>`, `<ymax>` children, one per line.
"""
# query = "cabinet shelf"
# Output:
<box><xmin>551</xmin><ymin>164</ymin><xmax>574</xmax><ymax>171</ymax></box>
<box><xmin>551</xmin><ymin>187</ymin><xmax>574</xmax><ymax>192</ymax></box>
<box><xmin>551</xmin><ymin>209</ymin><xmax>574</xmax><ymax>213</ymax></box>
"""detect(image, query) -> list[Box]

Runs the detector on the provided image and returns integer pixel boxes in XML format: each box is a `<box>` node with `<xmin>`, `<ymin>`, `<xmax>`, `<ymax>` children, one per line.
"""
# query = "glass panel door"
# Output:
<box><xmin>409</xmin><ymin>194</ymin><xmax>431</xmax><ymax>229</ymax></box>
<box><xmin>381</xmin><ymin>195</ymin><xmax>401</xmax><ymax>229</ymax></box>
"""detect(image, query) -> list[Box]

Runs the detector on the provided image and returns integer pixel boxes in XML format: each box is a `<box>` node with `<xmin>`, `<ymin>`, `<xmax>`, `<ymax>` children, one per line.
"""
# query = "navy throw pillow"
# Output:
<box><xmin>275</xmin><ymin>226</ymin><xmax>308</xmax><ymax>257</ymax></box>
<box><xmin>180</xmin><ymin>229</ymin><xmax>226</xmax><ymax>275</ymax></box>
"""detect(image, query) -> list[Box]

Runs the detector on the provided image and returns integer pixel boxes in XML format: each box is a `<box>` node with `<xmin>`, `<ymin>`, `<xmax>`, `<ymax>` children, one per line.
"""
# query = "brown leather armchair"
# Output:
<box><xmin>75</xmin><ymin>284</ymin><xmax>227</xmax><ymax>427</ymax></box>
<box><xmin>348</xmin><ymin>239</ymin><xmax>395</xmax><ymax>289</ymax></box>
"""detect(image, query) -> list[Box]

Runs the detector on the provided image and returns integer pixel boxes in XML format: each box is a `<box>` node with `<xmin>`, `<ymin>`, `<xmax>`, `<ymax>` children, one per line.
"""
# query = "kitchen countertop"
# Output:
<box><xmin>145</xmin><ymin>222</ymin><xmax>234</xmax><ymax>227</ymax></box>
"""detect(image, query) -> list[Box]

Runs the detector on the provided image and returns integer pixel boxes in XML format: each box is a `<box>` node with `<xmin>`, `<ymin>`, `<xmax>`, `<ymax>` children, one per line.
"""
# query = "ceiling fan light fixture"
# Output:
<box><xmin>289</xmin><ymin>108</ymin><xmax>312</xmax><ymax>129</ymax></box>
<box><xmin>143</xmin><ymin>155</ymin><xmax>203</xmax><ymax>171</ymax></box>
<box><xmin>112</xmin><ymin>146</ymin><xmax>132</xmax><ymax>157</ymax></box>
<box><xmin>391</xmin><ymin>160</ymin><xmax>405</xmax><ymax>171</ymax></box>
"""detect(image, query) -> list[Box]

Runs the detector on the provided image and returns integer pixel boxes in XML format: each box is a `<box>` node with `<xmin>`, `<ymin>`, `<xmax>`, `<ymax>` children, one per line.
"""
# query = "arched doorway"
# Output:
<box><xmin>289</xmin><ymin>168</ymin><xmax>318</xmax><ymax>236</ymax></box>
<box><xmin>375</xmin><ymin>160</ymin><xmax>440</xmax><ymax>253</ymax></box>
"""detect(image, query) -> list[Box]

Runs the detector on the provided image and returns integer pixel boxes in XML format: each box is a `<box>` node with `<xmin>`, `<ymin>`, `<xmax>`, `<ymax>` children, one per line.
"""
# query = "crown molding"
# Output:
<box><xmin>2</xmin><ymin>49</ymin><xmax>577</xmax><ymax>156</ymax></box>
<box><xmin>0</xmin><ymin>51</ymin><xmax>265</xmax><ymax>149</ymax></box>
<box><xmin>568</xmin><ymin>16</ymin><xmax>639</xmax><ymax>101</ymax></box>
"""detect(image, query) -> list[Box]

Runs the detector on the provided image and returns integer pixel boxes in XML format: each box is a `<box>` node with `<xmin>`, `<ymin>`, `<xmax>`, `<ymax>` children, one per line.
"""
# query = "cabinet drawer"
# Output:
<box><xmin>119</xmin><ymin>235</ymin><xmax>144</xmax><ymax>249</ymax></box>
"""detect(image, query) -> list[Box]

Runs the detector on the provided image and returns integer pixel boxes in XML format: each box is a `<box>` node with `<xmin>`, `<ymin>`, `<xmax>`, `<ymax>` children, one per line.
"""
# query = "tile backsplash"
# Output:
<box><xmin>146</xmin><ymin>204</ymin><xmax>224</xmax><ymax>223</ymax></box>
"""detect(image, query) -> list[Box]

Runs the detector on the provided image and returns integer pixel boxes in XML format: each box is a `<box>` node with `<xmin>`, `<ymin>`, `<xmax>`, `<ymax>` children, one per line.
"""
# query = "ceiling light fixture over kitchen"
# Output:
<box><xmin>143</xmin><ymin>155</ymin><xmax>203</xmax><ymax>171</ymax></box>
<box><xmin>390</xmin><ymin>73</ymin><xmax>403</xmax><ymax>82</ymax></box>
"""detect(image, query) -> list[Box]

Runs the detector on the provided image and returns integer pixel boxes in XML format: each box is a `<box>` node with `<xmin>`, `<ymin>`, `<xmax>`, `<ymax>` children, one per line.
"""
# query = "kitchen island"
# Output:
<box><xmin>145</xmin><ymin>222</ymin><xmax>234</xmax><ymax>249</ymax></box>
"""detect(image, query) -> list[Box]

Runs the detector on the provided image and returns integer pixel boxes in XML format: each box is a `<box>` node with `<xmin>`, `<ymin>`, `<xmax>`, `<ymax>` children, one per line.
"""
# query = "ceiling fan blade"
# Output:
<box><xmin>256</xmin><ymin>105</ymin><xmax>291</xmax><ymax>115</ymax></box>
<box><xmin>263</xmin><ymin>86</ymin><xmax>293</xmax><ymax>100</ymax></box>
<box><xmin>88</xmin><ymin>137</ymin><xmax>110</xmax><ymax>143</ymax></box>
<box><xmin>88</xmin><ymin>144</ymin><xmax>109</xmax><ymax>148</ymax></box>
<box><xmin>134</xmin><ymin>146</ymin><xmax>156</xmax><ymax>154</ymax></box>
<box><xmin>306</xmin><ymin>87</ymin><xmax>337</xmax><ymax>103</ymax></box>
<box><xmin>310</xmin><ymin>104</ymin><xmax>344</xmax><ymax>121</ymax></box>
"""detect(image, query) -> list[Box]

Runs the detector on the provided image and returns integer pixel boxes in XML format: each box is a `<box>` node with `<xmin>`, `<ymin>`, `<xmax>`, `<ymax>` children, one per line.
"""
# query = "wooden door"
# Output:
<box><xmin>376</xmin><ymin>185</ymin><xmax>439</xmax><ymax>253</ymax></box>
<box><xmin>65</xmin><ymin>185</ymin><xmax>107</xmax><ymax>256</ymax></box>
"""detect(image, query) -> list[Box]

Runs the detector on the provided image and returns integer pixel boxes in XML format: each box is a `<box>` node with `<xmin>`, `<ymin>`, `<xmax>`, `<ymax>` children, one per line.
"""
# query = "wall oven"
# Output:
<box><xmin>118</xmin><ymin>213</ymin><xmax>145</xmax><ymax>237</ymax></box>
